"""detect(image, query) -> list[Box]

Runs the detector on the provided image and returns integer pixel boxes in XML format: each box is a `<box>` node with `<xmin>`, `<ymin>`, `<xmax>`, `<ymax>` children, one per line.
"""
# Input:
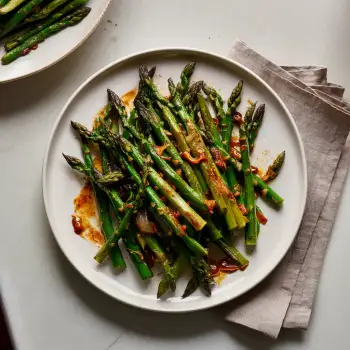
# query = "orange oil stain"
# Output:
<box><xmin>72</xmin><ymin>182</ymin><xmax>105</xmax><ymax>246</ymax></box>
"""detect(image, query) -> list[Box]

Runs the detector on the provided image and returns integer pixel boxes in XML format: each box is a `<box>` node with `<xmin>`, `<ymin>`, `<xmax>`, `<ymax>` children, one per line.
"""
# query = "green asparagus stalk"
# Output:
<box><xmin>262</xmin><ymin>151</ymin><xmax>285</xmax><ymax>182</ymax></box>
<box><xmin>215</xmin><ymin>239</ymin><xmax>249</xmax><ymax>267</ymax></box>
<box><xmin>202</xmin><ymin>83</ymin><xmax>225</xmax><ymax>120</ymax></box>
<box><xmin>197</xmin><ymin>92</ymin><xmax>247</xmax><ymax>229</ymax></box>
<box><xmin>253</xmin><ymin>174</ymin><xmax>284</xmax><ymax>204</ymax></box>
<box><xmin>157</xmin><ymin>256</ymin><xmax>185</xmax><ymax>298</ymax></box>
<box><xmin>64</xmin><ymin>147</ymin><xmax>126</xmax><ymax>268</ymax></box>
<box><xmin>176</xmin><ymin>62</ymin><xmax>196</xmax><ymax>97</ymax></box>
<box><xmin>182</xmin><ymin>81</ymin><xmax>204</xmax><ymax>107</ymax></box>
<box><xmin>94</xmin><ymin>170</ymin><xmax>148</xmax><ymax>263</ymax></box>
<box><xmin>240</xmin><ymin>120</ymin><xmax>257</xmax><ymax>246</ymax></box>
<box><xmin>1</xmin><ymin>7</ymin><xmax>91</xmax><ymax>65</ymax></box>
<box><xmin>222</xmin><ymin>82</ymin><xmax>243</xmax><ymax>202</ymax></box>
<box><xmin>0</xmin><ymin>0</ymin><xmax>27</xmax><ymax>15</ymax></box>
<box><xmin>244</xmin><ymin>101</ymin><xmax>257</xmax><ymax>133</ymax></box>
<box><xmin>249</xmin><ymin>104</ymin><xmax>265</xmax><ymax>151</ymax></box>
<box><xmin>224</xmin><ymin>81</ymin><xmax>243</xmax><ymax>141</ymax></box>
<box><xmin>0</xmin><ymin>0</ymin><xmax>45</xmax><ymax>37</ymax></box>
<box><xmin>4</xmin><ymin>0</ymin><xmax>88</xmax><ymax>51</ymax></box>
<box><xmin>172</xmin><ymin>238</ymin><xmax>214</xmax><ymax>298</ymax></box>
<box><xmin>204</xmin><ymin>82</ymin><xmax>245</xmax><ymax>206</ymax></box>
<box><xmin>98</xmin><ymin>133</ymin><xmax>153</xmax><ymax>280</ymax></box>
<box><xmin>25</xmin><ymin>0</ymin><xmax>71</xmax><ymax>22</ymax></box>
<box><xmin>256</xmin><ymin>205</ymin><xmax>267</xmax><ymax>225</ymax></box>
<box><xmin>197</xmin><ymin>93</ymin><xmax>224</xmax><ymax>151</ymax></box>
<box><xmin>62</xmin><ymin>154</ymin><xmax>126</xmax><ymax>213</ymax></box>
<box><xmin>123</xmin><ymin>230</ymin><xmax>153</xmax><ymax>280</ymax></box>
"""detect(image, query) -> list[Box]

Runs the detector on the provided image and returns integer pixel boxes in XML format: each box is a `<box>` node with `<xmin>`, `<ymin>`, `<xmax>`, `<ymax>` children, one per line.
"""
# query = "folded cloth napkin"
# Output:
<box><xmin>222</xmin><ymin>40</ymin><xmax>350</xmax><ymax>338</ymax></box>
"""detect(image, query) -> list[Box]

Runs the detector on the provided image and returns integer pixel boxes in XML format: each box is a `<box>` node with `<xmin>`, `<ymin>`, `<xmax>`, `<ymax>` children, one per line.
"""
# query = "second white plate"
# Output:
<box><xmin>43</xmin><ymin>48</ymin><xmax>307</xmax><ymax>312</ymax></box>
<box><xmin>0</xmin><ymin>0</ymin><xmax>111</xmax><ymax>83</ymax></box>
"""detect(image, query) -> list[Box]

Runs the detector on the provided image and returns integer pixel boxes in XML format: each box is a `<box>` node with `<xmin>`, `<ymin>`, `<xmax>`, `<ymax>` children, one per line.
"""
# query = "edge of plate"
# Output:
<box><xmin>0</xmin><ymin>0</ymin><xmax>112</xmax><ymax>84</ymax></box>
<box><xmin>42</xmin><ymin>47</ymin><xmax>308</xmax><ymax>313</ymax></box>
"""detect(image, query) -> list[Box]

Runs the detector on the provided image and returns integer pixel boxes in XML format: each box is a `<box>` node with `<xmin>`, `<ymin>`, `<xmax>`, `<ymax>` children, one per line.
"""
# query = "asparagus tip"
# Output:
<box><xmin>148</xmin><ymin>66</ymin><xmax>156</xmax><ymax>79</ymax></box>
<box><xmin>107</xmin><ymin>88</ymin><xmax>122</xmax><ymax>107</ymax></box>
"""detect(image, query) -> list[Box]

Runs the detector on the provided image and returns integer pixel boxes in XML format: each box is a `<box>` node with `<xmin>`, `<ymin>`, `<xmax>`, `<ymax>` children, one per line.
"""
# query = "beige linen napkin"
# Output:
<box><xmin>223</xmin><ymin>40</ymin><xmax>350</xmax><ymax>338</ymax></box>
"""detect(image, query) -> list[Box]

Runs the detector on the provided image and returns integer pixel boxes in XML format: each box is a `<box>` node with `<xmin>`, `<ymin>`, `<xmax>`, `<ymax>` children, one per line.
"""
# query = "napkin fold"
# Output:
<box><xmin>223</xmin><ymin>40</ymin><xmax>350</xmax><ymax>338</ymax></box>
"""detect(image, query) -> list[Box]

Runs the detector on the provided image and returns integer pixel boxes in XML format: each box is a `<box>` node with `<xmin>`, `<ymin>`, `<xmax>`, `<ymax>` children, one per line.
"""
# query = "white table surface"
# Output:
<box><xmin>1</xmin><ymin>0</ymin><xmax>350</xmax><ymax>349</ymax></box>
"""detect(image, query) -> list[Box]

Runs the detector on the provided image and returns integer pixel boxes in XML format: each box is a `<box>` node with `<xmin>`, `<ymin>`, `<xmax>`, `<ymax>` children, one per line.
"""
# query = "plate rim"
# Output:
<box><xmin>42</xmin><ymin>47</ymin><xmax>308</xmax><ymax>313</ymax></box>
<box><xmin>0</xmin><ymin>0</ymin><xmax>112</xmax><ymax>84</ymax></box>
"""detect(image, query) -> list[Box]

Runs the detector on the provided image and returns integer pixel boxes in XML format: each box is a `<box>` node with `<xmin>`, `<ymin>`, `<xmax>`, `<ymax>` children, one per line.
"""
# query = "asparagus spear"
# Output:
<box><xmin>253</xmin><ymin>174</ymin><xmax>284</xmax><ymax>204</ymax></box>
<box><xmin>240</xmin><ymin>118</ymin><xmax>257</xmax><ymax>246</ymax></box>
<box><xmin>224</xmin><ymin>81</ymin><xmax>243</xmax><ymax>143</ymax></box>
<box><xmin>215</xmin><ymin>239</ymin><xmax>249</xmax><ymax>267</ymax></box>
<box><xmin>249</xmin><ymin>104</ymin><xmax>265</xmax><ymax>151</ymax></box>
<box><xmin>0</xmin><ymin>0</ymin><xmax>27</xmax><ymax>15</ymax></box>
<box><xmin>157</xmin><ymin>256</ymin><xmax>185</xmax><ymax>298</ymax></box>
<box><xmin>123</xmin><ymin>230</ymin><xmax>153</xmax><ymax>280</ymax></box>
<box><xmin>0</xmin><ymin>0</ymin><xmax>45</xmax><ymax>37</ymax></box>
<box><xmin>182</xmin><ymin>80</ymin><xmax>204</xmax><ymax>107</ymax></box>
<box><xmin>204</xmin><ymin>82</ymin><xmax>245</xmax><ymax>205</ymax></box>
<box><xmin>4</xmin><ymin>0</ymin><xmax>88</xmax><ymax>51</ymax></box>
<box><xmin>256</xmin><ymin>205</ymin><xmax>268</xmax><ymax>225</ymax></box>
<box><xmin>99</xmin><ymin>127</ymin><xmax>153</xmax><ymax>279</ymax></box>
<box><xmin>25</xmin><ymin>0</ymin><xmax>71</xmax><ymax>22</ymax></box>
<box><xmin>244</xmin><ymin>101</ymin><xmax>257</xmax><ymax>133</ymax></box>
<box><xmin>172</xmin><ymin>238</ymin><xmax>214</xmax><ymax>298</ymax></box>
<box><xmin>94</xmin><ymin>171</ymin><xmax>148</xmax><ymax>264</ymax></box>
<box><xmin>64</xmin><ymin>149</ymin><xmax>126</xmax><ymax>268</ymax></box>
<box><xmin>202</xmin><ymin>82</ymin><xmax>225</xmax><ymax>120</ymax></box>
<box><xmin>262</xmin><ymin>151</ymin><xmax>285</xmax><ymax>182</ymax></box>
<box><xmin>1</xmin><ymin>7</ymin><xmax>91</xmax><ymax>65</ymax></box>
<box><xmin>176</xmin><ymin>62</ymin><xmax>196</xmax><ymax>97</ymax></box>
<box><xmin>62</xmin><ymin>153</ymin><xmax>124</xmax><ymax>202</ymax></box>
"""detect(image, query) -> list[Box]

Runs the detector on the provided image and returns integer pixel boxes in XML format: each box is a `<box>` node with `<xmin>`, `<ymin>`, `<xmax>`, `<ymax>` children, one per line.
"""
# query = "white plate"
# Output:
<box><xmin>43</xmin><ymin>48</ymin><xmax>307</xmax><ymax>312</ymax></box>
<box><xmin>0</xmin><ymin>0</ymin><xmax>111</xmax><ymax>83</ymax></box>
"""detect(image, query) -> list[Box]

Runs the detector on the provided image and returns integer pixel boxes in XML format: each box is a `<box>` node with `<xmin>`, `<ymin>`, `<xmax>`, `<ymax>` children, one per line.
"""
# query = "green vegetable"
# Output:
<box><xmin>240</xmin><ymin>116</ymin><xmax>257</xmax><ymax>246</ymax></box>
<box><xmin>25</xmin><ymin>0</ymin><xmax>71</xmax><ymax>22</ymax></box>
<box><xmin>1</xmin><ymin>7</ymin><xmax>91</xmax><ymax>65</ymax></box>
<box><xmin>4</xmin><ymin>0</ymin><xmax>88</xmax><ymax>51</ymax></box>
<box><xmin>0</xmin><ymin>0</ymin><xmax>27</xmax><ymax>15</ymax></box>
<box><xmin>176</xmin><ymin>61</ymin><xmax>196</xmax><ymax>97</ymax></box>
<box><xmin>0</xmin><ymin>0</ymin><xmax>45</xmax><ymax>37</ymax></box>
